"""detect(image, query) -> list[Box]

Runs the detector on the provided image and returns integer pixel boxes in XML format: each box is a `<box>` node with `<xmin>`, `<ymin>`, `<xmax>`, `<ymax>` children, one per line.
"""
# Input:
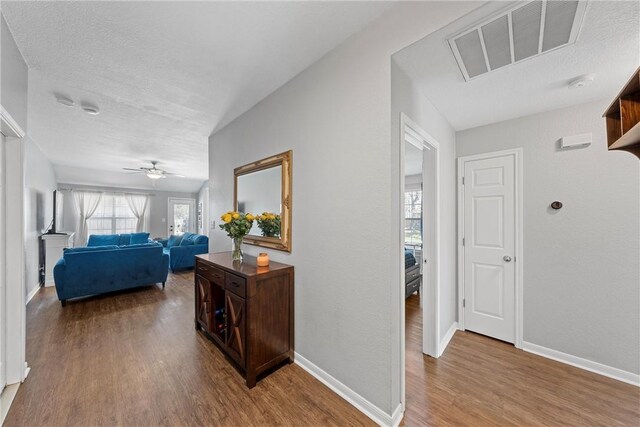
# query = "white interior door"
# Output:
<box><xmin>462</xmin><ymin>153</ymin><xmax>516</xmax><ymax>343</ymax></box>
<box><xmin>168</xmin><ymin>198</ymin><xmax>195</xmax><ymax>236</ymax></box>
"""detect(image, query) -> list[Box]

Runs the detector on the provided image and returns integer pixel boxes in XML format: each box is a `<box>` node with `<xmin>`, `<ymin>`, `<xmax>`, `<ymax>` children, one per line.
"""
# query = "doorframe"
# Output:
<box><xmin>399</xmin><ymin>113</ymin><xmax>441</xmax><ymax>412</ymax></box>
<box><xmin>456</xmin><ymin>148</ymin><xmax>524</xmax><ymax>348</ymax></box>
<box><xmin>167</xmin><ymin>197</ymin><xmax>196</xmax><ymax>236</ymax></box>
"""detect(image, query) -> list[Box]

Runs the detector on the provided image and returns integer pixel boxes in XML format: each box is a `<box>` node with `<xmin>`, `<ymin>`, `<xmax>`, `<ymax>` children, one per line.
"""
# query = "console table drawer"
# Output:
<box><xmin>225</xmin><ymin>272</ymin><xmax>246</xmax><ymax>298</ymax></box>
<box><xmin>196</xmin><ymin>262</ymin><xmax>225</xmax><ymax>286</ymax></box>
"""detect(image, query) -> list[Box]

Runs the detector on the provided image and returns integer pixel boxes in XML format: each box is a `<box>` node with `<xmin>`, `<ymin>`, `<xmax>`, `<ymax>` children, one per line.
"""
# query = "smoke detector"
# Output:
<box><xmin>56</xmin><ymin>96</ymin><xmax>74</xmax><ymax>107</ymax></box>
<box><xmin>81</xmin><ymin>103</ymin><xmax>100</xmax><ymax>115</ymax></box>
<box><xmin>448</xmin><ymin>0</ymin><xmax>588</xmax><ymax>81</ymax></box>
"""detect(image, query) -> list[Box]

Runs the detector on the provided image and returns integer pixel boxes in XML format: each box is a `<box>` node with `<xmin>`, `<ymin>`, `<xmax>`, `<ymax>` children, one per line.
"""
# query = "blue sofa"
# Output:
<box><xmin>53</xmin><ymin>241</ymin><xmax>169</xmax><ymax>306</ymax></box>
<box><xmin>159</xmin><ymin>232</ymin><xmax>209</xmax><ymax>272</ymax></box>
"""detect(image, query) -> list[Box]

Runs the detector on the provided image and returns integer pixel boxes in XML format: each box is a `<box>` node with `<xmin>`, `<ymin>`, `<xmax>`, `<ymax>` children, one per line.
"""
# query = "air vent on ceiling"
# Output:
<box><xmin>448</xmin><ymin>0</ymin><xmax>587</xmax><ymax>81</ymax></box>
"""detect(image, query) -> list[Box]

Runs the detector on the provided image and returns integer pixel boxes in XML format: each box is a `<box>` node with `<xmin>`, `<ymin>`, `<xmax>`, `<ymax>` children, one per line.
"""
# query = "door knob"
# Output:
<box><xmin>503</xmin><ymin>255</ymin><xmax>512</xmax><ymax>262</ymax></box>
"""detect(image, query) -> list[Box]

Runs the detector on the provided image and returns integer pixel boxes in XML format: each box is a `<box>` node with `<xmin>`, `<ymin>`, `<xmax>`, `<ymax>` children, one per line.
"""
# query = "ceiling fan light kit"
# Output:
<box><xmin>123</xmin><ymin>161</ymin><xmax>184</xmax><ymax>180</ymax></box>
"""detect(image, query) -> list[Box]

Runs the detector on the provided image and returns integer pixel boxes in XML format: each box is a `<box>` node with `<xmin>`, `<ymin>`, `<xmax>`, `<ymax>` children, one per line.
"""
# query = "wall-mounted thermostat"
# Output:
<box><xmin>560</xmin><ymin>133</ymin><xmax>591</xmax><ymax>150</ymax></box>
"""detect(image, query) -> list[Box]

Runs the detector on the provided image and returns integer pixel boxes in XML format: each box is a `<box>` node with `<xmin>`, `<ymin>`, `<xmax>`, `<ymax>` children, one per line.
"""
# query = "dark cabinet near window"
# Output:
<box><xmin>194</xmin><ymin>252</ymin><xmax>294</xmax><ymax>388</ymax></box>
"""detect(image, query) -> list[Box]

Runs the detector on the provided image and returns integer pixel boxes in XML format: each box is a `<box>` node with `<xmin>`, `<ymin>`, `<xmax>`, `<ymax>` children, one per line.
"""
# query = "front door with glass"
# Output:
<box><xmin>168</xmin><ymin>198</ymin><xmax>195</xmax><ymax>236</ymax></box>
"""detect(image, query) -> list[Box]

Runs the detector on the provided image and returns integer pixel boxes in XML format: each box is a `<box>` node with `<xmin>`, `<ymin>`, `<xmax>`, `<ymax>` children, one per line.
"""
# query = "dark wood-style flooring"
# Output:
<box><xmin>5</xmin><ymin>271</ymin><xmax>373</xmax><ymax>426</ymax></box>
<box><xmin>403</xmin><ymin>294</ymin><xmax>639</xmax><ymax>426</ymax></box>
<box><xmin>5</xmin><ymin>273</ymin><xmax>639</xmax><ymax>426</ymax></box>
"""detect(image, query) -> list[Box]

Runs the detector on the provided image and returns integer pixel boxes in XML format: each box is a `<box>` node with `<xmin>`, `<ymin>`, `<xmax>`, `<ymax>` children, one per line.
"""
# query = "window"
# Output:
<box><xmin>87</xmin><ymin>194</ymin><xmax>137</xmax><ymax>236</ymax></box>
<box><xmin>404</xmin><ymin>190</ymin><xmax>422</xmax><ymax>246</ymax></box>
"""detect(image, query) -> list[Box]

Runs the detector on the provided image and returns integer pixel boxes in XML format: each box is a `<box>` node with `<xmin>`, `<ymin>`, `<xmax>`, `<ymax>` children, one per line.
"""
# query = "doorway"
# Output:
<box><xmin>457</xmin><ymin>149</ymin><xmax>523</xmax><ymax>347</ymax></box>
<box><xmin>400</xmin><ymin>113</ymin><xmax>440</xmax><ymax>411</ymax></box>
<box><xmin>167</xmin><ymin>198</ymin><xmax>196</xmax><ymax>236</ymax></box>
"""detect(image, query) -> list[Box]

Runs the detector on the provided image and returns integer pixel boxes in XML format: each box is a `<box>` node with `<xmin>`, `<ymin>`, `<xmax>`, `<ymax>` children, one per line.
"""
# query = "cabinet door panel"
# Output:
<box><xmin>225</xmin><ymin>292</ymin><xmax>246</xmax><ymax>368</ymax></box>
<box><xmin>196</xmin><ymin>275</ymin><xmax>212</xmax><ymax>332</ymax></box>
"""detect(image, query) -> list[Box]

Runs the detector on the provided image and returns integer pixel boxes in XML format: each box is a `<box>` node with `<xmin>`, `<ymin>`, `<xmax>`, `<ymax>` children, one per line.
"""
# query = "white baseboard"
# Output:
<box><xmin>26</xmin><ymin>284</ymin><xmax>40</xmax><ymax>305</ymax></box>
<box><xmin>522</xmin><ymin>341</ymin><xmax>639</xmax><ymax>387</ymax></box>
<box><xmin>437</xmin><ymin>322</ymin><xmax>458</xmax><ymax>357</ymax></box>
<box><xmin>294</xmin><ymin>352</ymin><xmax>402</xmax><ymax>426</ymax></box>
<box><xmin>1</xmin><ymin>383</ymin><xmax>20</xmax><ymax>425</ymax></box>
<box><xmin>390</xmin><ymin>403</ymin><xmax>404</xmax><ymax>427</ymax></box>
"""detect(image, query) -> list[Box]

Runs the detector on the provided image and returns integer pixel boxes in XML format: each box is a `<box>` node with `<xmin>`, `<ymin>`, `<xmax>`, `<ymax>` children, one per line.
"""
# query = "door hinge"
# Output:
<box><xmin>462</xmin><ymin>237</ymin><xmax>465</xmax><ymax>246</ymax></box>
<box><xmin>463</xmin><ymin>298</ymin><xmax>466</xmax><ymax>308</ymax></box>
<box><xmin>462</xmin><ymin>176</ymin><xmax>465</xmax><ymax>185</ymax></box>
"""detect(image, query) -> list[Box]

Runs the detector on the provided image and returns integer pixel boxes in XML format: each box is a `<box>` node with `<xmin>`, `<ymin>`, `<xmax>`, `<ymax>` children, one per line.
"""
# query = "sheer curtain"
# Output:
<box><xmin>73</xmin><ymin>190</ymin><xmax>103</xmax><ymax>246</ymax></box>
<box><xmin>125</xmin><ymin>194</ymin><xmax>150</xmax><ymax>233</ymax></box>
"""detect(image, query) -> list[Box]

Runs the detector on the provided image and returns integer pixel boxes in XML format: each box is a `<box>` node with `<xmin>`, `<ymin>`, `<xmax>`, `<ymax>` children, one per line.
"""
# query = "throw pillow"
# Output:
<box><xmin>130</xmin><ymin>232</ymin><xmax>150</xmax><ymax>244</ymax></box>
<box><xmin>167</xmin><ymin>234</ymin><xmax>183</xmax><ymax>247</ymax></box>
<box><xmin>87</xmin><ymin>234</ymin><xmax>120</xmax><ymax>246</ymax></box>
<box><xmin>118</xmin><ymin>234</ymin><xmax>132</xmax><ymax>246</ymax></box>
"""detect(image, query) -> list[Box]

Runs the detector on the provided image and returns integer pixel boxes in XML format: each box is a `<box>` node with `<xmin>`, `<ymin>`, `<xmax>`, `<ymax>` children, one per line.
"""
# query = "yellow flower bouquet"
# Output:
<box><xmin>256</xmin><ymin>212</ymin><xmax>281</xmax><ymax>238</ymax></box>
<box><xmin>219</xmin><ymin>211</ymin><xmax>254</xmax><ymax>261</ymax></box>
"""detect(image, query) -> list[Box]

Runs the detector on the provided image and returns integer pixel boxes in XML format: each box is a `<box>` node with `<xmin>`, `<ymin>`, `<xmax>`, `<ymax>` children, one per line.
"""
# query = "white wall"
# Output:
<box><xmin>208</xmin><ymin>2</ymin><xmax>479</xmax><ymax>417</ymax></box>
<box><xmin>1</xmin><ymin>14</ymin><xmax>28</xmax><ymax>131</ymax></box>
<box><xmin>391</xmin><ymin>61</ymin><xmax>459</xmax><ymax>377</ymax></box>
<box><xmin>456</xmin><ymin>99</ymin><xmax>640</xmax><ymax>375</ymax></box>
<box><xmin>24</xmin><ymin>138</ymin><xmax>57</xmax><ymax>297</ymax></box>
<box><xmin>1</xmin><ymin>11</ymin><xmax>29</xmax><ymax>386</ymax></box>
<box><xmin>59</xmin><ymin>183</ymin><xmax>197</xmax><ymax>240</ymax></box>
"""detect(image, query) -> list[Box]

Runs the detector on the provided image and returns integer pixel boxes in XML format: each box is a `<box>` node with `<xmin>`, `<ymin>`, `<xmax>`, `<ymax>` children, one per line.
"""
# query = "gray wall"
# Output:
<box><xmin>208</xmin><ymin>2</ymin><xmax>479</xmax><ymax>415</ymax></box>
<box><xmin>457</xmin><ymin>99</ymin><xmax>639</xmax><ymax>375</ymax></box>
<box><xmin>1</xmin><ymin>14</ymin><xmax>28</xmax><ymax>131</ymax></box>
<box><xmin>24</xmin><ymin>139</ymin><xmax>57</xmax><ymax>295</ymax></box>
<box><xmin>59</xmin><ymin>183</ymin><xmax>196</xmax><ymax>240</ymax></box>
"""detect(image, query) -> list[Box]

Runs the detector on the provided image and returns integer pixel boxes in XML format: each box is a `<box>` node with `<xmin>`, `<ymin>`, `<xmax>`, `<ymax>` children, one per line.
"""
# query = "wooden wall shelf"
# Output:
<box><xmin>604</xmin><ymin>67</ymin><xmax>640</xmax><ymax>158</ymax></box>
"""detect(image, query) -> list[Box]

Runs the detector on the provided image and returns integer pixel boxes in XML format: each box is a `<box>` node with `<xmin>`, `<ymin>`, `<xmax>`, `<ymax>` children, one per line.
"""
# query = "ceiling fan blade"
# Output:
<box><xmin>163</xmin><ymin>172</ymin><xmax>185</xmax><ymax>178</ymax></box>
<box><xmin>122</xmin><ymin>167</ymin><xmax>150</xmax><ymax>171</ymax></box>
<box><xmin>124</xmin><ymin>171</ymin><xmax>145</xmax><ymax>175</ymax></box>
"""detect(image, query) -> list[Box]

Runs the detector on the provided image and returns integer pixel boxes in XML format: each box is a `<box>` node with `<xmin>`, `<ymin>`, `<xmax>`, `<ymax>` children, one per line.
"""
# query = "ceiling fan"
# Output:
<box><xmin>123</xmin><ymin>161</ymin><xmax>185</xmax><ymax>180</ymax></box>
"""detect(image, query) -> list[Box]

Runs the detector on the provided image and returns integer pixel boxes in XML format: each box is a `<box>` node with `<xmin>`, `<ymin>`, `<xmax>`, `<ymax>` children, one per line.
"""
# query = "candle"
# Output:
<box><xmin>256</xmin><ymin>252</ymin><xmax>270</xmax><ymax>267</ymax></box>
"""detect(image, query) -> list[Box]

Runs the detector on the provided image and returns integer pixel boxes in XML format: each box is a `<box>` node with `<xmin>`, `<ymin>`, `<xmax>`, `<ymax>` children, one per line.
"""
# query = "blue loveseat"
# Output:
<box><xmin>159</xmin><ymin>232</ymin><xmax>209</xmax><ymax>272</ymax></box>
<box><xmin>53</xmin><ymin>240</ymin><xmax>169</xmax><ymax>306</ymax></box>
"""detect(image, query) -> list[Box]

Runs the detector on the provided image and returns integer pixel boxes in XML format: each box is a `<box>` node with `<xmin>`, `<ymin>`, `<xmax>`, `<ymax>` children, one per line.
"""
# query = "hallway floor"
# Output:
<box><xmin>403</xmin><ymin>294</ymin><xmax>639</xmax><ymax>426</ymax></box>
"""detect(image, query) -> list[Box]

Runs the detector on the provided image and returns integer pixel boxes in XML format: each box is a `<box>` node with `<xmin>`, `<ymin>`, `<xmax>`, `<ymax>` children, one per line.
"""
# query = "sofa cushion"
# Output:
<box><xmin>87</xmin><ymin>235</ymin><xmax>120</xmax><ymax>246</ymax></box>
<box><xmin>64</xmin><ymin>245</ymin><xmax>119</xmax><ymax>255</ymax></box>
<box><xmin>130</xmin><ymin>232</ymin><xmax>150</xmax><ymax>244</ymax></box>
<box><xmin>167</xmin><ymin>234</ymin><xmax>183</xmax><ymax>247</ymax></box>
<box><xmin>193</xmin><ymin>235</ymin><xmax>209</xmax><ymax>245</ymax></box>
<box><xmin>179</xmin><ymin>232</ymin><xmax>197</xmax><ymax>246</ymax></box>
<box><xmin>120</xmin><ymin>242</ymin><xmax>160</xmax><ymax>249</ymax></box>
<box><xmin>118</xmin><ymin>234</ymin><xmax>132</xmax><ymax>246</ymax></box>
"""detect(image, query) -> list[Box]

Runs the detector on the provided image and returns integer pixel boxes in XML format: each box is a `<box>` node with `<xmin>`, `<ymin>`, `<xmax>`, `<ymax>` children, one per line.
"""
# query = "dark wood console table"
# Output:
<box><xmin>194</xmin><ymin>252</ymin><xmax>294</xmax><ymax>388</ymax></box>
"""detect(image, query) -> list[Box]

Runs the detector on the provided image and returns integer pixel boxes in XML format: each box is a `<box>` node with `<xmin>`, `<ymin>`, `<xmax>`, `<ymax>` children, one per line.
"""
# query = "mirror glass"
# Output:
<box><xmin>236</xmin><ymin>165</ymin><xmax>282</xmax><ymax>237</ymax></box>
<box><xmin>234</xmin><ymin>150</ymin><xmax>292</xmax><ymax>252</ymax></box>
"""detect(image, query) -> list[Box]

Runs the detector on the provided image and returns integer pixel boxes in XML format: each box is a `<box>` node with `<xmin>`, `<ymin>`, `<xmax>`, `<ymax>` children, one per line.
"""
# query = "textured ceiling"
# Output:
<box><xmin>393</xmin><ymin>1</ymin><xmax>640</xmax><ymax>131</ymax></box>
<box><xmin>2</xmin><ymin>1</ymin><xmax>395</xmax><ymax>190</ymax></box>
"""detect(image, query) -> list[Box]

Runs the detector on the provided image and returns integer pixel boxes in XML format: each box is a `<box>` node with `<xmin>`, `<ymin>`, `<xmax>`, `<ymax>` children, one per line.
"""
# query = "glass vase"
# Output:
<box><xmin>232</xmin><ymin>236</ymin><xmax>244</xmax><ymax>262</ymax></box>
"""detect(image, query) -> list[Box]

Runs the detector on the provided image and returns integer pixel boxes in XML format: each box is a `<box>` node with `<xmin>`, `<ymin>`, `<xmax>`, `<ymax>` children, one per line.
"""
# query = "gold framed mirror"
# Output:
<box><xmin>234</xmin><ymin>150</ymin><xmax>292</xmax><ymax>252</ymax></box>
